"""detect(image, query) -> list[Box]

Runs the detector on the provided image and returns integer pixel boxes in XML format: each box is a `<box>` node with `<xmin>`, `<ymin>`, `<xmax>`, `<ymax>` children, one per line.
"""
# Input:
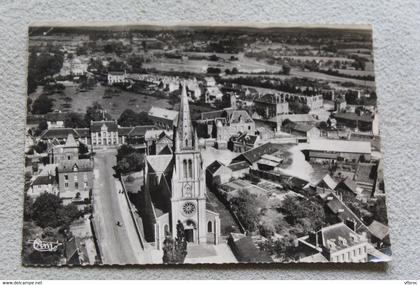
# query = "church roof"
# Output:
<box><xmin>146</xmin><ymin>155</ymin><xmax>173</xmax><ymax>173</ymax></box>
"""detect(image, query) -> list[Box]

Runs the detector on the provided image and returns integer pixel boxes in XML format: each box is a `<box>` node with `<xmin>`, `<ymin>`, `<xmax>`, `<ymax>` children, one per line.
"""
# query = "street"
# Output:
<box><xmin>92</xmin><ymin>149</ymin><xmax>151</xmax><ymax>264</ymax></box>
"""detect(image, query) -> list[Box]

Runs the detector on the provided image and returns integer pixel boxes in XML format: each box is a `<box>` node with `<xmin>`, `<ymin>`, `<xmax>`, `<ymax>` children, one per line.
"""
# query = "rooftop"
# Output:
<box><xmin>148</xmin><ymin>106</ymin><xmax>179</xmax><ymax>121</ymax></box>
<box><xmin>334</xmin><ymin>112</ymin><xmax>374</xmax><ymax>123</ymax></box>
<box><xmin>301</xmin><ymin>139</ymin><xmax>371</xmax><ymax>154</ymax></box>
<box><xmin>57</xmin><ymin>159</ymin><xmax>93</xmax><ymax>173</ymax></box>
<box><xmin>90</xmin><ymin>120</ymin><xmax>118</xmax><ymax>132</ymax></box>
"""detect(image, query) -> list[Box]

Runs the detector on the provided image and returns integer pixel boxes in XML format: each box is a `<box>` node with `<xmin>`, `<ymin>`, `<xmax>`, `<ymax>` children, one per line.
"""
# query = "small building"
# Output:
<box><xmin>334</xmin><ymin>112</ymin><xmax>374</xmax><ymax>132</ymax></box>
<box><xmin>301</xmin><ymin>139</ymin><xmax>371</xmax><ymax>163</ymax></box>
<box><xmin>228</xmin><ymin>161</ymin><xmax>250</xmax><ymax>178</ymax></box>
<box><xmin>205</xmin><ymin>86</ymin><xmax>224</xmax><ymax>104</ymax></box>
<box><xmin>45</xmin><ymin>112</ymin><xmax>68</xmax><ymax>129</ymax></box>
<box><xmin>287</xmin><ymin>123</ymin><xmax>320</xmax><ymax>142</ymax></box>
<box><xmin>148</xmin><ymin>107</ymin><xmax>179</xmax><ymax>130</ymax></box>
<box><xmin>368</xmin><ymin>220</ymin><xmax>390</xmax><ymax>248</ymax></box>
<box><xmin>107</xmin><ymin>70</ymin><xmax>127</xmax><ymax>85</ymax></box>
<box><xmin>206</xmin><ymin>160</ymin><xmax>233</xmax><ymax>187</ymax></box>
<box><xmin>28</xmin><ymin>174</ymin><xmax>58</xmax><ymax>198</ymax></box>
<box><xmin>254</xmin><ymin>93</ymin><xmax>289</xmax><ymax>119</ymax></box>
<box><xmin>230</xmin><ymin>132</ymin><xmax>260</xmax><ymax>153</ymax></box>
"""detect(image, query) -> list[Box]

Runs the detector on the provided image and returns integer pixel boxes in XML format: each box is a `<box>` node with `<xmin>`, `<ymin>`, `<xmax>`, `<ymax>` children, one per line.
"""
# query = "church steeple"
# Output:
<box><xmin>176</xmin><ymin>84</ymin><xmax>193</xmax><ymax>150</ymax></box>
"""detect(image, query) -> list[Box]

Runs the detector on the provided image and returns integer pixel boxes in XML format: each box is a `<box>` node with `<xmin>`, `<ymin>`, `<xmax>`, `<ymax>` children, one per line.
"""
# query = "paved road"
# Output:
<box><xmin>92</xmin><ymin>149</ymin><xmax>150</xmax><ymax>264</ymax></box>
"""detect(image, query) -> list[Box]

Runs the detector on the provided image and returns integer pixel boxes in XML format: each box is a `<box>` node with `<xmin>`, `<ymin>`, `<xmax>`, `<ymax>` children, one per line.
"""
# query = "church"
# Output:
<box><xmin>140</xmin><ymin>85</ymin><xmax>221</xmax><ymax>250</ymax></box>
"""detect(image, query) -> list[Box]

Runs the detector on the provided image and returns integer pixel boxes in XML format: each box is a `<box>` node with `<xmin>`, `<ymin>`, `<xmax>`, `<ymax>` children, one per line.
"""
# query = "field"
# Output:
<box><xmin>29</xmin><ymin>84</ymin><xmax>176</xmax><ymax>120</ymax></box>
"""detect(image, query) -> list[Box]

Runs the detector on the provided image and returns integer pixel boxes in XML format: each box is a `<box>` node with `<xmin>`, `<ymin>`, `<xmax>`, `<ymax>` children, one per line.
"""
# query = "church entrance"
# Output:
<box><xmin>185</xmin><ymin>229</ymin><xmax>194</xmax><ymax>243</ymax></box>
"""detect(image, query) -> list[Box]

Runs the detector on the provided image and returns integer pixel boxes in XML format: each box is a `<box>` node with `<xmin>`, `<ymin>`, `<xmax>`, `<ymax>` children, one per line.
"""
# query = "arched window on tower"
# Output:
<box><xmin>207</xmin><ymin>221</ymin><xmax>212</xmax><ymax>233</ymax></box>
<box><xmin>183</xmin><ymin>159</ymin><xmax>188</xmax><ymax>179</ymax></box>
<box><xmin>188</xmin><ymin>159</ymin><xmax>193</xmax><ymax>178</ymax></box>
<box><xmin>185</xmin><ymin>139</ymin><xmax>188</xmax><ymax>147</ymax></box>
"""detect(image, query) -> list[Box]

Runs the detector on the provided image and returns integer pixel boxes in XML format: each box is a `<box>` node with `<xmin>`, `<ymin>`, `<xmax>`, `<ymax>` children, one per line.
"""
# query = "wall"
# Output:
<box><xmin>1</xmin><ymin>0</ymin><xmax>420</xmax><ymax>279</ymax></box>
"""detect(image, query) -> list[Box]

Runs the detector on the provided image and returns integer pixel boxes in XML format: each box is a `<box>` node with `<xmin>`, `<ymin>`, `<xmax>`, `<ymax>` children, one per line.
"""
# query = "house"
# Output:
<box><xmin>297</xmin><ymin>222</ymin><xmax>369</xmax><ymax>263</ymax></box>
<box><xmin>206</xmin><ymin>160</ymin><xmax>233</xmax><ymax>187</ymax></box>
<box><xmin>148</xmin><ymin>107</ymin><xmax>179</xmax><ymax>130</ymax></box>
<box><xmin>28</xmin><ymin>174</ymin><xmax>58</xmax><ymax>198</ymax></box>
<box><xmin>230</xmin><ymin>132</ymin><xmax>260</xmax><ymax>153</ymax></box>
<box><xmin>40</xmin><ymin>128</ymin><xmax>90</xmax><ymax>145</ymax></box>
<box><xmin>45</xmin><ymin>112</ymin><xmax>68</xmax><ymax>129</ymax></box>
<box><xmin>199</xmin><ymin>109</ymin><xmax>255</xmax><ymax>142</ymax></box>
<box><xmin>301</xmin><ymin>139</ymin><xmax>371</xmax><ymax>163</ymax></box>
<box><xmin>254</xmin><ymin>93</ymin><xmax>289</xmax><ymax>119</ymax></box>
<box><xmin>227</xmin><ymin>233</ymin><xmax>273</xmax><ymax>263</ymax></box>
<box><xmin>107</xmin><ymin>70</ymin><xmax>127</xmax><ymax>85</ymax></box>
<box><xmin>205</xmin><ymin>86</ymin><xmax>224</xmax><ymax>104</ymax></box>
<box><xmin>334</xmin><ymin>112</ymin><xmax>374</xmax><ymax>132</ymax></box>
<box><xmin>57</xmin><ymin>159</ymin><xmax>93</xmax><ymax>207</ymax></box>
<box><xmin>287</xmin><ymin>123</ymin><xmax>320</xmax><ymax>142</ymax></box>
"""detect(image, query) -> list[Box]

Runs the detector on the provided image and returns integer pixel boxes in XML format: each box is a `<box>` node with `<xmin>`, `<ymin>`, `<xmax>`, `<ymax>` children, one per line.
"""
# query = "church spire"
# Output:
<box><xmin>176</xmin><ymin>83</ymin><xmax>193</xmax><ymax>150</ymax></box>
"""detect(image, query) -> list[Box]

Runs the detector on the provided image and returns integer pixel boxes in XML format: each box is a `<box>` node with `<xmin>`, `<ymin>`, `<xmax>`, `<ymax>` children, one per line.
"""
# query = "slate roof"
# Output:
<box><xmin>232</xmin><ymin>133</ymin><xmax>258</xmax><ymax>145</ymax></box>
<box><xmin>228</xmin><ymin>110</ymin><xmax>254</xmax><ymax>124</ymax></box>
<box><xmin>316</xmin><ymin>174</ymin><xmax>338</xmax><ymax>190</ymax></box>
<box><xmin>228</xmin><ymin>161</ymin><xmax>250</xmax><ymax>171</ymax></box>
<box><xmin>368</xmin><ymin>220</ymin><xmax>389</xmax><ymax>240</ymax></box>
<box><xmin>302</xmin><ymin>139</ymin><xmax>371</xmax><ymax>154</ymax></box>
<box><xmin>74</xmin><ymin>128</ymin><xmax>90</xmax><ymax>138</ymax></box>
<box><xmin>57</xmin><ymin>159</ymin><xmax>93</xmax><ymax>173</ymax></box>
<box><xmin>325</xmin><ymin>193</ymin><xmax>371</xmax><ymax>234</ymax></box>
<box><xmin>127</xmin><ymin>125</ymin><xmax>157</xmax><ymax>137</ymax></box>
<box><xmin>40</xmin><ymin>128</ymin><xmax>80</xmax><ymax>140</ymax></box>
<box><xmin>90</xmin><ymin>120</ymin><xmax>118</xmax><ymax>132</ymax></box>
<box><xmin>206</xmin><ymin>160</ymin><xmax>223</xmax><ymax>175</ymax></box>
<box><xmin>319</xmin><ymin>222</ymin><xmax>366</xmax><ymax>253</ymax></box>
<box><xmin>291</xmin><ymin>123</ymin><xmax>316</xmax><ymax>133</ymax></box>
<box><xmin>32</xmin><ymin>175</ymin><xmax>55</xmax><ymax>186</ymax></box>
<box><xmin>334</xmin><ymin>112</ymin><xmax>373</xmax><ymax>123</ymax></box>
<box><xmin>232</xmin><ymin>142</ymin><xmax>278</xmax><ymax>165</ymax></box>
<box><xmin>146</xmin><ymin>155</ymin><xmax>173</xmax><ymax>173</ymax></box>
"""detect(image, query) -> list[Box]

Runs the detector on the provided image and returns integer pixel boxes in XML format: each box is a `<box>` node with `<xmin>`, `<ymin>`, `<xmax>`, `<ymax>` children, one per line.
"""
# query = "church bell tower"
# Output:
<box><xmin>171</xmin><ymin>84</ymin><xmax>207</xmax><ymax>244</ymax></box>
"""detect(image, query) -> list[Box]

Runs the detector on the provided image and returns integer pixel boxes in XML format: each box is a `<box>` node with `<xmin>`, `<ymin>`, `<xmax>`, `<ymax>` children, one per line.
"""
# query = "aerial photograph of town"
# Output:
<box><xmin>22</xmin><ymin>24</ymin><xmax>391</xmax><ymax>266</ymax></box>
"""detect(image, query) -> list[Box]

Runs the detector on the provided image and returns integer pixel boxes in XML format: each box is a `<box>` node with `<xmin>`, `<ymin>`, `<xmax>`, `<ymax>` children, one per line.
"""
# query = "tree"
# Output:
<box><xmin>84</xmin><ymin>102</ymin><xmax>111</xmax><ymax>124</ymax></box>
<box><xmin>162</xmin><ymin>221</ymin><xmax>188</xmax><ymax>264</ymax></box>
<box><xmin>281</xmin><ymin>196</ymin><xmax>325</xmax><ymax>234</ymax></box>
<box><xmin>118</xmin><ymin>109</ymin><xmax>153</xmax><ymax>127</ymax></box>
<box><xmin>282</xmin><ymin>64</ymin><xmax>291</xmax><ymax>75</ymax></box>
<box><xmin>31</xmin><ymin>193</ymin><xmax>81</xmax><ymax>228</ymax></box>
<box><xmin>31</xmin><ymin>95</ymin><xmax>54</xmax><ymax>114</ymax></box>
<box><xmin>64</xmin><ymin>112</ymin><xmax>87</xmax><ymax>128</ymax></box>
<box><xmin>206</xmin><ymin>67</ymin><xmax>221</xmax><ymax>75</ymax></box>
<box><xmin>230</xmin><ymin>190</ymin><xmax>264</xmax><ymax>232</ymax></box>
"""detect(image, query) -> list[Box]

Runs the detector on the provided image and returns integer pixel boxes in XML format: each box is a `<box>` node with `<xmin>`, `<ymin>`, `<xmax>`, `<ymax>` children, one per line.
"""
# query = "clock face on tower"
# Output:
<box><xmin>182</xmin><ymin>201</ymin><xmax>196</xmax><ymax>216</ymax></box>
